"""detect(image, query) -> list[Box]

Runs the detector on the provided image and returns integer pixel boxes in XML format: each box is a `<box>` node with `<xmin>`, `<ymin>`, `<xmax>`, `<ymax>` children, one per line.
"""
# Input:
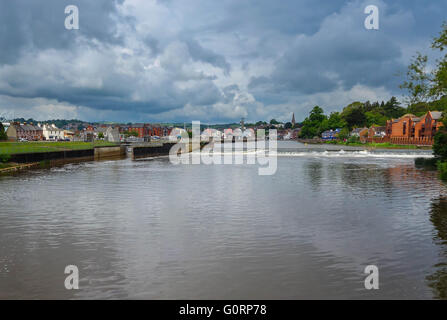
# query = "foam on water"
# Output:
<box><xmin>194</xmin><ymin>149</ymin><xmax>433</xmax><ymax>159</ymax></box>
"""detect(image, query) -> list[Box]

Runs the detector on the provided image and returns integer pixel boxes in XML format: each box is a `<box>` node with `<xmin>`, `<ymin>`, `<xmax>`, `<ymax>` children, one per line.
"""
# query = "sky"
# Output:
<box><xmin>0</xmin><ymin>0</ymin><xmax>446</xmax><ymax>124</ymax></box>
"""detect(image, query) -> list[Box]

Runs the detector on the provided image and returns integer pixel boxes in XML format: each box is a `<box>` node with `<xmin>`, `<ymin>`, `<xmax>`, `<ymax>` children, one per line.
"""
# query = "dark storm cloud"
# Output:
<box><xmin>1</xmin><ymin>0</ymin><xmax>447</xmax><ymax>122</ymax></box>
<box><xmin>249</xmin><ymin>1</ymin><xmax>406</xmax><ymax>96</ymax></box>
<box><xmin>0</xmin><ymin>0</ymin><xmax>124</xmax><ymax>64</ymax></box>
<box><xmin>185</xmin><ymin>38</ymin><xmax>231</xmax><ymax>74</ymax></box>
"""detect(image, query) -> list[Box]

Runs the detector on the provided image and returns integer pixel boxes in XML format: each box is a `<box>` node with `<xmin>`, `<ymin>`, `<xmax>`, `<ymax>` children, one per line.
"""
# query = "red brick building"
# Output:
<box><xmin>127</xmin><ymin>124</ymin><xmax>148</xmax><ymax>138</ymax></box>
<box><xmin>385</xmin><ymin>111</ymin><xmax>443</xmax><ymax>145</ymax></box>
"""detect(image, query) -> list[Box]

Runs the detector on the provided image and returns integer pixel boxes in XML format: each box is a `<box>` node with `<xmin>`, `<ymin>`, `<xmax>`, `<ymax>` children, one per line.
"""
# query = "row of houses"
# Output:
<box><xmin>81</xmin><ymin>123</ymin><xmax>174</xmax><ymax>142</ymax></box>
<box><xmin>350</xmin><ymin>111</ymin><xmax>443</xmax><ymax>145</ymax></box>
<box><xmin>5</xmin><ymin>123</ymin><xmax>74</xmax><ymax>141</ymax></box>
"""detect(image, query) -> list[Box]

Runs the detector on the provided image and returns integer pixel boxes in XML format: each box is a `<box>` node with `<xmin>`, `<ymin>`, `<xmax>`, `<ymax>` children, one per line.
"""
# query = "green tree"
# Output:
<box><xmin>400</xmin><ymin>53</ymin><xmax>432</xmax><ymax>104</ymax></box>
<box><xmin>327</xmin><ymin>112</ymin><xmax>346</xmax><ymax>129</ymax></box>
<box><xmin>284</xmin><ymin>122</ymin><xmax>292</xmax><ymax>129</ymax></box>
<box><xmin>337</xmin><ymin>127</ymin><xmax>350</xmax><ymax>141</ymax></box>
<box><xmin>0</xmin><ymin>123</ymin><xmax>7</xmax><ymax>141</ymax></box>
<box><xmin>299</xmin><ymin>106</ymin><xmax>328</xmax><ymax>138</ymax></box>
<box><xmin>98</xmin><ymin>132</ymin><xmax>104</xmax><ymax>139</ymax></box>
<box><xmin>270</xmin><ymin>119</ymin><xmax>280</xmax><ymax>125</ymax></box>
<box><xmin>365</xmin><ymin>111</ymin><xmax>387</xmax><ymax>127</ymax></box>
<box><xmin>431</xmin><ymin>22</ymin><xmax>447</xmax><ymax>98</ymax></box>
<box><xmin>341</xmin><ymin>102</ymin><xmax>367</xmax><ymax>129</ymax></box>
<box><xmin>383</xmin><ymin>97</ymin><xmax>405</xmax><ymax>119</ymax></box>
<box><xmin>308</xmin><ymin>106</ymin><xmax>325</xmax><ymax>123</ymax></box>
<box><xmin>124</xmin><ymin>131</ymin><xmax>139</xmax><ymax>137</ymax></box>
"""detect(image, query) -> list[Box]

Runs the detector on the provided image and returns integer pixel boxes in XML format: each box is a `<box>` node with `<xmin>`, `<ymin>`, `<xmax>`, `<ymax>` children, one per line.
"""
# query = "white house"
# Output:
<box><xmin>40</xmin><ymin>124</ymin><xmax>65</xmax><ymax>141</ymax></box>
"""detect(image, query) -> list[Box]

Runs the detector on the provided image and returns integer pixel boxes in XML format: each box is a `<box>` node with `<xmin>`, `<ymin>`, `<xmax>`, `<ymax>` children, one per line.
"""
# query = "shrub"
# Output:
<box><xmin>437</xmin><ymin>161</ymin><xmax>447</xmax><ymax>180</ymax></box>
<box><xmin>0</xmin><ymin>123</ymin><xmax>7</xmax><ymax>141</ymax></box>
<box><xmin>433</xmin><ymin>130</ymin><xmax>447</xmax><ymax>161</ymax></box>
<box><xmin>0</xmin><ymin>154</ymin><xmax>10</xmax><ymax>163</ymax></box>
<box><xmin>415</xmin><ymin>157</ymin><xmax>438</xmax><ymax>168</ymax></box>
<box><xmin>347</xmin><ymin>135</ymin><xmax>360</xmax><ymax>144</ymax></box>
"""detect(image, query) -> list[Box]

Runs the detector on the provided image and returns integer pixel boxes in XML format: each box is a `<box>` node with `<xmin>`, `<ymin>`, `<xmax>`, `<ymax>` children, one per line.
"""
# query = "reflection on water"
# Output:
<box><xmin>427</xmin><ymin>198</ymin><xmax>447</xmax><ymax>299</ymax></box>
<box><xmin>0</xmin><ymin>141</ymin><xmax>446</xmax><ymax>299</ymax></box>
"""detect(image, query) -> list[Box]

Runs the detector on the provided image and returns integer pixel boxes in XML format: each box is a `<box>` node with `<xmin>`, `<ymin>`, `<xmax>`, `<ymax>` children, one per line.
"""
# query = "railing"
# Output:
<box><xmin>361</xmin><ymin>136</ymin><xmax>433</xmax><ymax>145</ymax></box>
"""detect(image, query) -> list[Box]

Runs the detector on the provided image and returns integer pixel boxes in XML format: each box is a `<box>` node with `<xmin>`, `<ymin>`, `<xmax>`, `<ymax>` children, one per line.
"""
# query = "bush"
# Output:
<box><xmin>337</xmin><ymin>128</ymin><xmax>350</xmax><ymax>141</ymax></box>
<box><xmin>433</xmin><ymin>130</ymin><xmax>447</xmax><ymax>160</ymax></box>
<box><xmin>0</xmin><ymin>154</ymin><xmax>10</xmax><ymax>163</ymax></box>
<box><xmin>437</xmin><ymin>161</ymin><xmax>447</xmax><ymax>180</ymax></box>
<box><xmin>415</xmin><ymin>157</ymin><xmax>438</xmax><ymax>168</ymax></box>
<box><xmin>347</xmin><ymin>135</ymin><xmax>360</xmax><ymax>144</ymax></box>
<box><xmin>0</xmin><ymin>123</ymin><xmax>7</xmax><ymax>141</ymax></box>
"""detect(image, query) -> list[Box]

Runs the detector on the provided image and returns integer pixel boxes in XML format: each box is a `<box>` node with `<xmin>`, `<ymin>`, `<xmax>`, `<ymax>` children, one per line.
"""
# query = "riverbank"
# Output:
<box><xmin>0</xmin><ymin>162</ymin><xmax>42</xmax><ymax>174</ymax></box>
<box><xmin>0</xmin><ymin>140</ymin><xmax>205</xmax><ymax>175</ymax></box>
<box><xmin>0</xmin><ymin>141</ymin><xmax>118</xmax><ymax>156</ymax></box>
<box><xmin>0</xmin><ymin>141</ymin><xmax>125</xmax><ymax>175</ymax></box>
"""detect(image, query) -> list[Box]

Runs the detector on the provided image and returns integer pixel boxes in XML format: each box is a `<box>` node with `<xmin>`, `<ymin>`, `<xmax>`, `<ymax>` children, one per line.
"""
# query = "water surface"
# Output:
<box><xmin>1</xmin><ymin>141</ymin><xmax>446</xmax><ymax>299</ymax></box>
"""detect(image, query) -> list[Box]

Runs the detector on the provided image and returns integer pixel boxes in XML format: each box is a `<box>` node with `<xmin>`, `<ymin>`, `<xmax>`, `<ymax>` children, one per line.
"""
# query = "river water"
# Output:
<box><xmin>1</xmin><ymin>141</ymin><xmax>447</xmax><ymax>299</ymax></box>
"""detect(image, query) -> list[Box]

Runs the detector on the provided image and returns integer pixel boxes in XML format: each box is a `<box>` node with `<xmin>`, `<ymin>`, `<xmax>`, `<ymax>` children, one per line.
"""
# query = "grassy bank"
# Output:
<box><xmin>324</xmin><ymin>140</ymin><xmax>430</xmax><ymax>149</ymax></box>
<box><xmin>0</xmin><ymin>141</ymin><xmax>118</xmax><ymax>156</ymax></box>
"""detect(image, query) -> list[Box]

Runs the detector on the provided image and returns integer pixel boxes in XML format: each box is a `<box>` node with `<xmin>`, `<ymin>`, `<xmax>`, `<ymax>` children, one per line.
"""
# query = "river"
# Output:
<box><xmin>1</xmin><ymin>141</ymin><xmax>446</xmax><ymax>299</ymax></box>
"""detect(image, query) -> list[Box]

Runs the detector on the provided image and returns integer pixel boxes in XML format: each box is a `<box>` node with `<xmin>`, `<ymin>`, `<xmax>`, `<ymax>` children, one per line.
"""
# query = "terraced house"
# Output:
<box><xmin>6</xmin><ymin>123</ymin><xmax>43</xmax><ymax>141</ymax></box>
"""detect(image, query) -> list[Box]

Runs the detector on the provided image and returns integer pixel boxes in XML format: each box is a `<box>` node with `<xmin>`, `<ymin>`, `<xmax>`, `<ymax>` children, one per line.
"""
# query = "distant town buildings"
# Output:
<box><xmin>6</xmin><ymin>123</ymin><xmax>43</xmax><ymax>141</ymax></box>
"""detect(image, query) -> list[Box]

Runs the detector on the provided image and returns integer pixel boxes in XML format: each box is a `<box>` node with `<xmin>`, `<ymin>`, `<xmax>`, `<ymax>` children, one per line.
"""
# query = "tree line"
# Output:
<box><xmin>299</xmin><ymin>97</ymin><xmax>405</xmax><ymax>139</ymax></box>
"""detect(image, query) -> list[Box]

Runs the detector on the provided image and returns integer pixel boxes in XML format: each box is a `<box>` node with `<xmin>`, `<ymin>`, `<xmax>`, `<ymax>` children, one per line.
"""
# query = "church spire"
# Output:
<box><xmin>291</xmin><ymin>113</ymin><xmax>296</xmax><ymax>126</ymax></box>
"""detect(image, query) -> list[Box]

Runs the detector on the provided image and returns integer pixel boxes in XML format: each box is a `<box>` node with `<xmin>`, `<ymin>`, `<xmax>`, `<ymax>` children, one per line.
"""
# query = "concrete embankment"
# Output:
<box><xmin>132</xmin><ymin>142</ymin><xmax>177</xmax><ymax>159</ymax></box>
<box><xmin>6</xmin><ymin>145</ymin><xmax>125</xmax><ymax>164</ymax></box>
<box><xmin>8</xmin><ymin>148</ymin><xmax>95</xmax><ymax>164</ymax></box>
<box><xmin>132</xmin><ymin>141</ymin><xmax>207</xmax><ymax>159</ymax></box>
<box><xmin>94</xmin><ymin>145</ymin><xmax>126</xmax><ymax>160</ymax></box>
<box><xmin>0</xmin><ymin>145</ymin><xmax>126</xmax><ymax>175</ymax></box>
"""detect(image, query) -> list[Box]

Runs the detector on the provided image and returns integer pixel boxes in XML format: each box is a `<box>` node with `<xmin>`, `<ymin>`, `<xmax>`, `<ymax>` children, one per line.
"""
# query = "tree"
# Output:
<box><xmin>433</xmin><ymin>113</ymin><xmax>447</xmax><ymax>161</ymax></box>
<box><xmin>365</xmin><ymin>111</ymin><xmax>387</xmax><ymax>127</ymax></box>
<box><xmin>341</xmin><ymin>102</ymin><xmax>367</xmax><ymax>129</ymax></box>
<box><xmin>299</xmin><ymin>106</ymin><xmax>328</xmax><ymax>138</ymax></box>
<box><xmin>98</xmin><ymin>132</ymin><xmax>104</xmax><ymax>139</ymax></box>
<box><xmin>308</xmin><ymin>106</ymin><xmax>325</xmax><ymax>123</ymax></box>
<box><xmin>431</xmin><ymin>22</ymin><xmax>447</xmax><ymax>98</ymax></box>
<box><xmin>124</xmin><ymin>131</ymin><xmax>139</xmax><ymax>137</ymax></box>
<box><xmin>269</xmin><ymin>119</ymin><xmax>280</xmax><ymax>125</ymax></box>
<box><xmin>327</xmin><ymin>112</ymin><xmax>346</xmax><ymax>129</ymax></box>
<box><xmin>383</xmin><ymin>97</ymin><xmax>405</xmax><ymax>119</ymax></box>
<box><xmin>337</xmin><ymin>127</ymin><xmax>350</xmax><ymax>141</ymax></box>
<box><xmin>400</xmin><ymin>53</ymin><xmax>432</xmax><ymax>105</ymax></box>
<box><xmin>0</xmin><ymin>123</ymin><xmax>7</xmax><ymax>141</ymax></box>
<box><xmin>284</xmin><ymin>122</ymin><xmax>292</xmax><ymax>129</ymax></box>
